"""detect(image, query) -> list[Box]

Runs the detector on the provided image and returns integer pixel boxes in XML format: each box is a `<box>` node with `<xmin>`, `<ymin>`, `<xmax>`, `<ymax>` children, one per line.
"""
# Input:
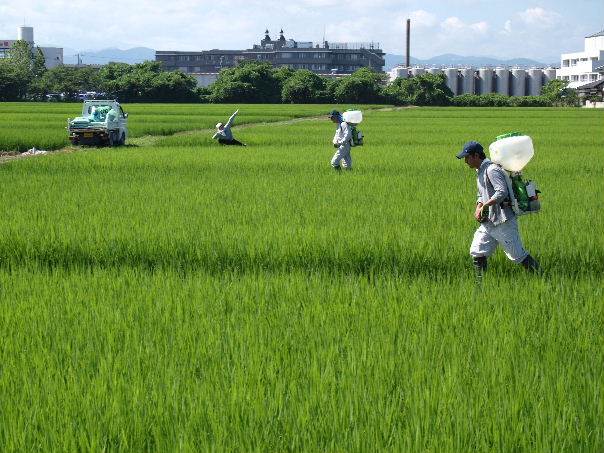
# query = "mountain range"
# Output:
<box><xmin>384</xmin><ymin>53</ymin><xmax>556</xmax><ymax>70</ymax></box>
<box><xmin>63</xmin><ymin>47</ymin><xmax>556</xmax><ymax>70</ymax></box>
<box><xmin>63</xmin><ymin>47</ymin><xmax>156</xmax><ymax>65</ymax></box>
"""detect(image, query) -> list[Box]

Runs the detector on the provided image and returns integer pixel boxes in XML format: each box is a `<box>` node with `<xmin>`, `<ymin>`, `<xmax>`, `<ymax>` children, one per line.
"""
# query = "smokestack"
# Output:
<box><xmin>406</xmin><ymin>19</ymin><xmax>411</xmax><ymax>68</ymax></box>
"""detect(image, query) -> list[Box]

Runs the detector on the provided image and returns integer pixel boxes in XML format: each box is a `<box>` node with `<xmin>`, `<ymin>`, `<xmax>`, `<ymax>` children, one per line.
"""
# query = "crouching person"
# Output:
<box><xmin>213</xmin><ymin>109</ymin><xmax>246</xmax><ymax>146</ymax></box>
<box><xmin>329</xmin><ymin>110</ymin><xmax>352</xmax><ymax>171</ymax></box>
<box><xmin>457</xmin><ymin>141</ymin><xmax>540</xmax><ymax>277</ymax></box>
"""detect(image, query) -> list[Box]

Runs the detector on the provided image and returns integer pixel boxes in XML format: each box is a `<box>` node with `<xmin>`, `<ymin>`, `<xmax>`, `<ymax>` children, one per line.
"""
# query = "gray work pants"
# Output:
<box><xmin>470</xmin><ymin>217</ymin><xmax>529</xmax><ymax>264</ymax></box>
<box><xmin>331</xmin><ymin>144</ymin><xmax>352</xmax><ymax>169</ymax></box>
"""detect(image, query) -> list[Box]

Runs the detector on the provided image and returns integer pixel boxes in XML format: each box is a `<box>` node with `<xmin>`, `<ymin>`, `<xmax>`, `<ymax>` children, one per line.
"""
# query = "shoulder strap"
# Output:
<box><xmin>486</xmin><ymin>163</ymin><xmax>521</xmax><ymax>215</ymax></box>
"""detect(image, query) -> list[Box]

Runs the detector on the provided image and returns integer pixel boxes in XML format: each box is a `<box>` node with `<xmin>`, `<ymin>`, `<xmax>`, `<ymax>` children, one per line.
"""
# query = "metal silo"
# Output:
<box><xmin>543</xmin><ymin>68</ymin><xmax>557</xmax><ymax>84</ymax></box>
<box><xmin>18</xmin><ymin>26</ymin><xmax>34</xmax><ymax>43</ymax></box>
<box><xmin>511</xmin><ymin>68</ymin><xmax>526</xmax><ymax>96</ymax></box>
<box><xmin>445</xmin><ymin>68</ymin><xmax>459</xmax><ymax>95</ymax></box>
<box><xmin>478</xmin><ymin>68</ymin><xmax>494</xmax><ymax>94</ymax></box>
<box><xmin>528</xmin><ymin>69</ymin><xmax>544</xmax><ymax>96</ymax></box>
<box><xmin>460</xmin><ymin>68</ymin><xmax>475</xmax><ymax>94</ymax></box>
<box><xmin>411</xmin><ymin>67</ymin><xmax>426</xmax><ymax>77</ymax></box>
<box><xmin>495</xmin><ymin>68</ymin><xmax>510</xmax><ymax>96</ymax></box>
<box><xmin>394</xmin><ymin>67</ymin><xmax>409</xmax><ymax>79</ymax></box>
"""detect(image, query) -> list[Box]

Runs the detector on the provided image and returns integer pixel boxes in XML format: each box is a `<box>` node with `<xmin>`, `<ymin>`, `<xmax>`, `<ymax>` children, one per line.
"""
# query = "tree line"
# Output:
<box><xmin>0</xmin><ymin>41</ymin><xmax>577</xmax><ymax>106</ymax></box>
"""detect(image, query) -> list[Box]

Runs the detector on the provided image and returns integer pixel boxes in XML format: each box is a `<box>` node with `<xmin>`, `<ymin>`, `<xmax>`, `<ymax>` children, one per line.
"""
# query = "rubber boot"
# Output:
<box><xmin>473</xmin><ymin>256</ymin><xmax>488</xmax><ymax>285</ymax></box>
<box><xmin>473</xmin><ymin>256</ymin><xmax>488</xmax><ymax>274</ymax></box>
<box><xmin>521</xmin><ymin>254</ymin><xmax>541</xmax><ymax>273</ymax></box>
<box><xmin>332</xmin><ymin>165</ymin><xmax>341</xmax><ymax>172</ymax></box>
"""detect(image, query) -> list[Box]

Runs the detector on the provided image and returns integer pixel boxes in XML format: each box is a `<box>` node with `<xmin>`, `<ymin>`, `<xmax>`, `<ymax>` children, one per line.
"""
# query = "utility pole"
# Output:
<box><xmin>406</xmin><ymin>19</ymin><xmax>411</xmax><ymax>68</ymax></box>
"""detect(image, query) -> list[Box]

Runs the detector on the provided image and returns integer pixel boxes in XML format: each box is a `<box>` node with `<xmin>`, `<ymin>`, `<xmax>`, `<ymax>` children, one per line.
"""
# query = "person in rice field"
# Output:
<box><xmin>328</xmin><ymin>110</ymin><xmax>352</xmax><ymax>171</ymax></box>
<box><xmin>457</xmin><ymin>140</ymin><xmax>540</xmax><ymax>278</ymax></box>
<box><xmin>212</xmin><ymin>110</ymin><xmax>246</xmax><ymax>146</ymax></box>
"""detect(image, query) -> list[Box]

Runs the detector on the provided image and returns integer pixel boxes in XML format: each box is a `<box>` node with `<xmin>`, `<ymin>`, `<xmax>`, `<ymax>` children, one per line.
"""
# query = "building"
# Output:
<box><xmin>156</xmin><ymin>29</ymin><xmax>385</xmax><ymax>85</ymax></box>
<box><xmin>556</xmin><ymin>30</ymin><xmax>604</xmax><ymax>88</ymax></box>
<box><xmin>576</xmin><ymin>63</ymin><xmax>604</xmax><ymax>107</ymax></box>
<box><xmin>0</xmin><ymin>26</ymin><xmax>63</xmax><ymax>68</ymax></box>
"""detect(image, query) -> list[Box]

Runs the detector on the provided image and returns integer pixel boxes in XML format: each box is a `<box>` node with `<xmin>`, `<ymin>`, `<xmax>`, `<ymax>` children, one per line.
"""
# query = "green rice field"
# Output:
<box><xmin>0</xmin><ymin>103</ymin><xmax>602</xmax><ymax>452</ymax></box>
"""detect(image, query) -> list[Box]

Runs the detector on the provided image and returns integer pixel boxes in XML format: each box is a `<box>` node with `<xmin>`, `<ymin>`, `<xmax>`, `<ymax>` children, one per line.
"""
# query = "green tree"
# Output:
<box><xmin>384</xmin><ymin>73</ymin><xmax>453</xmax><ymax>106</ymax></box>
<box><xmin>333</xmin><ymin>68</ymin><xmax>386</xmax><ymax>104</ymax></box>
<box><xmin>281</xmin><ymin>70</ymin><xmax>327</xmax><ymax>103</ymax></box>
<box><xmin>97</xmin><ymin>61</ymin><xmax>198</xmax><ymax>102</ymax></box>
<box><xmin>32</xmin><ymin>47</ymin><xmax>47</xmax><ymax>78</ymax></box>
<box><xmin>0</xmin><ymin>60</ymin><xmax>23</xmax><ymax>101</ymax></box>
<box><xmin>148</xmin><ymin>70</ymin><xmax>198</xmax><ymax>102</ymax></box>
<box><xmin>28</xmin><ymin>47</ymin><xmax>49</xmax><ymax>99</ymax></box>
<box><xmin>38</xmin><ymin>66</ymin><xmax>100</xmax><ymax>99</ymax></box>
<box><xmin>541</xmin><ymin>79</ymin><xmax>579</xmax><ymax>106</ymax></box>
<box><xmin>209</xmin><ymin>61</ymin><xmax>281</xmax><ymax>103</ymax></box>
<box><xmin>1</xmin><ymin>40</ymin><xmax>38</xmax><ymax>99</ymax></box>
<box><xmin>273</xmin><ymin>66</ymin><xmax>296</xmax><ymax>91</ymax></box>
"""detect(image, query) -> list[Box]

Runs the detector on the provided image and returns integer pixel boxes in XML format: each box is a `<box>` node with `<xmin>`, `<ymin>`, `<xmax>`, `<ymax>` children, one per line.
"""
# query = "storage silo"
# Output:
<box><xmin>445</xmin><ymin>68</ymin><xmax>458</xmax><ymax>95</ymax></box>
<box><xmin>411</xmin><ymin>67</ymin><xmax>426</xmax><ymax>77</ymax></box>
<box><xmin>478</xmin><ymin>68</ymin><xmax>494</xmax><ymax>94</ymax></box>
<box><xmin>394</xmin><ymin>67</ymin><xmax>409</xmax><ymax>79</ymax></box>
<box><xmin>543</xmin><ymin>68</ymin><xmax>557</xmax><ymax>84</ymax></box>
<box><xmin>495</xmin><ymin>68</ymin><xmax>510</xmax><ymax>96</ymax></box>
<box><xmin>528</xmin><ymin>69</ymin><xmax>544</xmax><ymax>96</ymax></box>
<box><xmin>460</xmin><ymin>68</ymin><xmax>475</xmax><ymax>94</ymax></box>
<box><xmin>511</xmin><ymin>68</ymin><xmax>526</xmax><ymax>96</ymax></box>
<box><xmin>18</xmin><ymin>26</ymin><xmax>34</xmax><ymax>43</ymax></box>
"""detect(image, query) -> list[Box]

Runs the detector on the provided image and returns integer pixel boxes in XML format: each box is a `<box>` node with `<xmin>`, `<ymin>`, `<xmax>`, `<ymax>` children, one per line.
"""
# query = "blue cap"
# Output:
<box><xmin>456</xmin><ymin>141</ymin><xmax>483</xmax><ymax>159</ymax></box>
<box><xmin>329</xmin><ymin>110</ymin><xmax>341</xmax><ymax>118</ymax></box>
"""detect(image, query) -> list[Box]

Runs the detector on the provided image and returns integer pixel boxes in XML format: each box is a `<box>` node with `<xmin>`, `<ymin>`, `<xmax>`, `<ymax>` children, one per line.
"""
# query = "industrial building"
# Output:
<box><xmin>156</xmin><ymin>29</ymin><xmax>385</xmax><ymax>86</ymax></box>
<box><xmin>0</xmin><ymin>26</ymin><xmax>63</xmax><ymax>68</ymax></box>
<box><xmin>556</xmin><ymin>29</ymin><xmax>604</xmax><ymax>89</ymax></box>
<box><xmin>388</xmin><ymin>65</ymin><xmax>558</xmax><ymax>97</ymax></box>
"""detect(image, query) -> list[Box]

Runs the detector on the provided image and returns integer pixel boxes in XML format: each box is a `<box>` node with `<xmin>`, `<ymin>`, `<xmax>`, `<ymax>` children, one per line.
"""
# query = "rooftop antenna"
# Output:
<box><xmin>322</xmin><ymin>25</ymin><xmax>326</xmax><ymax>44</ymax></box>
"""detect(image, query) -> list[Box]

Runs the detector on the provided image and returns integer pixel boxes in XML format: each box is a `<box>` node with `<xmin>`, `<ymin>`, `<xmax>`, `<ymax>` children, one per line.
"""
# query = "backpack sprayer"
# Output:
<box><xmin>489</xmin><ymin>132</ymin><xmax>541</xmax><ymax>216</ymax></box>
<box><xmin>342</xmin><ymin>110</ymin><xmax>364</xmax><ymax>147</ymax></box>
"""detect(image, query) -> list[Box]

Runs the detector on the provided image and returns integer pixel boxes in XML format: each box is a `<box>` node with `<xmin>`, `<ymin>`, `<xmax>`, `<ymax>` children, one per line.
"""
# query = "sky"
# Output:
<box><xmin>0</xmin><ymin>0</ymin><xmax>603</xmax><ymax>61</ymax></box>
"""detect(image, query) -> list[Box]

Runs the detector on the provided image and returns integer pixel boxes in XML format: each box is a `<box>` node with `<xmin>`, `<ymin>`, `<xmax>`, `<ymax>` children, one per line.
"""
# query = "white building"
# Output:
<box><xmin>0</xmin><ymin>26</ymin><xmax>63</xmax><ymax>69</ymax></box>
<box><xmin>557</xmin><ymin>30</ymin><xmax>604</xmax><ymax>88</ymax></box>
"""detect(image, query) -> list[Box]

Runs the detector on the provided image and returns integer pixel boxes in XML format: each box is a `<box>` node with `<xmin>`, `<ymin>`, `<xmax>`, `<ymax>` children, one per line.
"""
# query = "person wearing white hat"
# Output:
<box><xmin>212</xmin><ymin>109</ymin><xmax>246</xmax><ymax>146</ymax></box>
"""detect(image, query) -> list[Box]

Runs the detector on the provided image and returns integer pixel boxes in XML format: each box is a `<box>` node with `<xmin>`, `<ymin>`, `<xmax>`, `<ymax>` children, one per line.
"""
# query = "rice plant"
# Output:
<box><xmin>0</xmin><ymin>106</ymin><xmax>602</xmax><ymax>453</ymax></box>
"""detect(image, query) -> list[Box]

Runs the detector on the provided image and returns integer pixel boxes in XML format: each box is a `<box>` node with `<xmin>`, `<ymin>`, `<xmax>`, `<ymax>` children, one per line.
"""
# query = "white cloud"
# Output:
<box><xmin>440</xmin><ymin>17</ymin><xmax>487</xmax><ymax>34</ymax></box>
<box><xmin>503</xmin><ymin>20</ymin><xmax>513</xmax><ymax>34</ymax></box>
<box><xmin>470</xmin><ymin>21</ymin><xmax>489</xmax><ymax>34</ymax></box>
<box><xmin>0</xmin><ymin>0</ymin><xmax>589</xmax><ymax>63</ymax></box>
<box><xmin>441</xmin><ymin>17</ymin><xmax>466</xmax><ymax>31</ymax></box>
<box><xmin>408</xmin><ymin>10</ymin><xmax>438</xmax><ymax>28</ymax></box>
<box><xmin>518</xmin><ymin>7</ymin><xmax>562</xmax><ymax>27</ymax></box>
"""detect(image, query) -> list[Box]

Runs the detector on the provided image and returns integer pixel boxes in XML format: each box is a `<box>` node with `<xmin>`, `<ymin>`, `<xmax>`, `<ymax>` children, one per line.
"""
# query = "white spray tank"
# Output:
<box><xmin>342</xmin><ymin>110</ymin><xmax>364</xmax><ymax>146</ymax></box>
<box><xmin>489</xmin><ymin>132</ymin><xmax>540</xmax><ymax>215</ymax></box>
<box><xmin>342</xmin><ymin>110</ymin><xmax>363</xmax><ymax>124</ymax></box>
<box><xmin>488</xmin><ymin>132</ymin><xmax>534</xmax><ymax>172</ymax></box>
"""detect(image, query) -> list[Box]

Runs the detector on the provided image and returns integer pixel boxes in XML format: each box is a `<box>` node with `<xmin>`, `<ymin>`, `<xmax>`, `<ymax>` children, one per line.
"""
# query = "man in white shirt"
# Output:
<box><xmin>329</xmin><ymin>110</ymin><xmax>352</xmax><ymax>171</ymax></box>
<box><xmin>212</xmin><ymin>110</ymin><xmax>246</xmax><ymax>146</ymax></box>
